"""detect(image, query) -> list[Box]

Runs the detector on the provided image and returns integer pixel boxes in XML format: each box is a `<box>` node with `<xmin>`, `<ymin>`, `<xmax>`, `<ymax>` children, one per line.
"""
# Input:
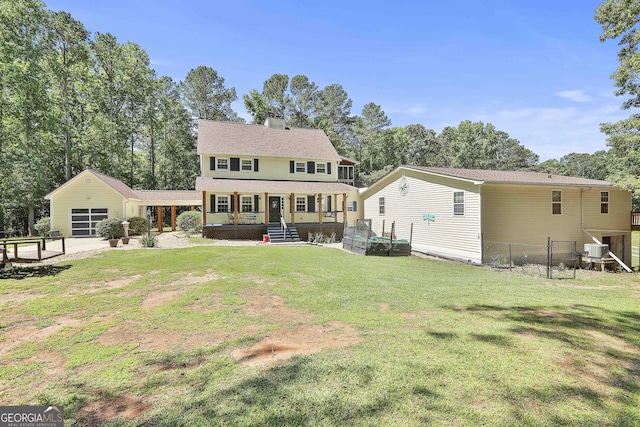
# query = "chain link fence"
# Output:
<box><xmin>483</xmin><ymin>238</ymin><xmax>578</xmax><ymax>279</ymax></box>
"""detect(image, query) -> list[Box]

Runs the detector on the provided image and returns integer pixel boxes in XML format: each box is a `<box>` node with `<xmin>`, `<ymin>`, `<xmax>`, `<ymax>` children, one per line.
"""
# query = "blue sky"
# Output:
<box><xmin>45</xmin><ymin>0</ymin><xmax>629</xmax><ymax>161</ymax></box>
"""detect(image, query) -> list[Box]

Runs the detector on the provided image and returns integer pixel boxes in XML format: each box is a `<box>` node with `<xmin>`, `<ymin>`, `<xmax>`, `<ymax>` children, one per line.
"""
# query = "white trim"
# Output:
<box><xmin>552</xmin><ymin>189</ymin><xmax>562</xmax><ymax>215</ymax></box>
<box><xmin>600</xmin><ymin>191</ymin><xmax>609</xmax><ymax>215</ymax></box>
<box><xmin>295</xmin><ymin>161</ymin><xmax>306</xmax><ymax>174</ymax></box>
<box><xmin>217</xmin><ymin>157</ymin><xmax>229</xmax><ymax>170</ymax></box>
<box><xmin>240</xmin><ymin>158</ymin><xmax>253</xmax><ymax>172</ymax></box>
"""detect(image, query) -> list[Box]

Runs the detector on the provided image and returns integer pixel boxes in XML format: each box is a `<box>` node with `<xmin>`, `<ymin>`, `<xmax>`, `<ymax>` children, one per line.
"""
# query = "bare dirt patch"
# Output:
<box><xmin>66</xmin><ymin>274</ymin><xmax>144</xmax><ymax>295</ymax></box>
<box><xmin>233</xmin><ymin>290</ymin><xmax>361</xmax><ymax>367</ymax></box>
<box><xmin>0</xmin><ymin>317</ymin><xmax>85</xmax><ymax>356</ymax></box>
<box><xmin>97</xmin><ymin>321</ymin><xmax>229</xmax><ymax>352</ymax></box>
<box><xmin>241</xmin><ymin>290</ymin><xmax>307</xmax><ymax>324</ymax></box>
<box><xmin>378</xmin><ymin>303</ymin><xmax>389</xmax><ymax>312</ymax></box>
<box><xmin>233</xmin><ymin>321</ymin><xmax>360</xmax><ymax>367</ymax></box>
<box><xmin>77</xmin><ymin>394</ymin><xmax>151</xmax><ymax>425</ymax></box>
<box><xmin>141</xmin><ymin>290</ymin><xmax>184</xmax><ymax>309</ymax></box>
<box><xmin>169</xmin><ymin>270</ymin><xmax>221</xmax><ymax>285</ymax></box>
<box><xmin>0</xmin><ymin>292</ymin><xmax>46</xmax><ymax>305</ymax></box>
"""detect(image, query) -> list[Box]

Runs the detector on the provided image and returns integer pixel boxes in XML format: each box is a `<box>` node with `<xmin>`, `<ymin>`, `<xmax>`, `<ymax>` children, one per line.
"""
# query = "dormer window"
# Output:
<box><xmin>241</xmin><ymin>159</ymin><xmax>253</xmax><ymax>171</ymax></box>
<box><xmin>217</xmin><ymin>158</ymin><xmax>229</xmax><ymax>170</ymax></box>
<box><xmin>316</xmin><ymin>163</ymin><xmax>326</xmax><ymax>174</ymax></box>
<box><xmin>295</xmin><ymin>162</ymin><xmax>306</xmax><ymax>173</ymax></box>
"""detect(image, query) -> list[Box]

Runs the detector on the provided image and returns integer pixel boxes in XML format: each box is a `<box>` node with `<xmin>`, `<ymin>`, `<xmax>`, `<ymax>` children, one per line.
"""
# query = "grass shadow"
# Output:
<box><xmin>0</xmin><ymin>265</ymin><xmax>71</xmax><ymax>280</ymax></box>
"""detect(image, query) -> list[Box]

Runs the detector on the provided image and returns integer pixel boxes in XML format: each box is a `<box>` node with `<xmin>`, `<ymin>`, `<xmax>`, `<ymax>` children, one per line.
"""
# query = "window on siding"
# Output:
<box><xmin>379</xmin><ymin>197</ymin><xmax>385</xmax><ymax>215</ymax></box>
<box><xmin>241</xmin><ymin>159</ymin><xmax>253</xmax><ymax>171</ymax></box>
<box><xmin>295</xmin><ymin>161</ymin><xmax>306</xmax><ymax>173</ymax></box>
<box><xmin>552</xmin><ymin>190</ymin><xmax>562</xmax><ymax>215</ymax></box>
<box><xmin>347</xmin><ymin>201</ymin><xmax>357</xmax><ymax>212</ymax></box>
<box><xmin>316</xmin><ymin>163</ymin><xmax>326</xmax><ymax>174</ymax></box>
<box><xmin>601</xmin><ymin>191</ymin><xmax>609</xmax><ymax>214</ymax></box>
<box><xmin>453</xmin><ymin>191</ymin><xmax>465</xmax><ymax>216</ymax></box>
<box><xmin>296</xmin><ymin>196</ymin><xmax>306</xmax><ymax>212</ymax></box>
<box><xmin>217</xmin><ymin>158</ymin><xmax>229</xmax><ymax>170</ymax></box>
<box><xmin>217</xmin><ymin>196</ymin><xmax>230</xmax><ymax>212</ymax></box>
<box><xmin>241</xmin><ymin>196</ymin><xmax>253</xmax><ymax>212</ymax></box>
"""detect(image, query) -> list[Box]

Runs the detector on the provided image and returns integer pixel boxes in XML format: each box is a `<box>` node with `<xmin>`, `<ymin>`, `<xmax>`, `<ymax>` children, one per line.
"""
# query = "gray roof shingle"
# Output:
<box><xmin>404</xmin><ymin>166</ymin><xmax>612</xmax><ymax>186</ymax></box>
<box><xmin>197</xmin><ymin>119</ymin><xmax>342</xmax><ymax>161</ymax></box>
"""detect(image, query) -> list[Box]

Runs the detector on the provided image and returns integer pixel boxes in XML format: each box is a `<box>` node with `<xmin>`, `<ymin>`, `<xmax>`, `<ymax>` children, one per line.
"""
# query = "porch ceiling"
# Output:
<box><xmin>195</xmin><ymin>178</ymin><xmax>355</xmax><ymax>193</ymax></box>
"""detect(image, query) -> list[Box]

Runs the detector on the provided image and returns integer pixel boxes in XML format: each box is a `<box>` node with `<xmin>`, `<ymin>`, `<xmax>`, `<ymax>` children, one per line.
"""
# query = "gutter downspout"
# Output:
<box><xmin>581</xmin><ymin>188</ymin><xmax>632</xmax><ymax>272</ymax></box>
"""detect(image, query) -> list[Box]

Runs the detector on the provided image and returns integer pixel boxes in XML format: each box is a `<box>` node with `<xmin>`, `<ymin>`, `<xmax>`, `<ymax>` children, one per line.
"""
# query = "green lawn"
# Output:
<box><xmin>1</xmin><ymin>246</ymin><xmax>639</xmax><ymax>426</ymax></box>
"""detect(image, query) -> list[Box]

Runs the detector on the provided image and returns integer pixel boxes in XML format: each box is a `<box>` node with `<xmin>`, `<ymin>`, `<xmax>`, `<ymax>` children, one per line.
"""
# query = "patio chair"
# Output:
<box><xmin>246</xmin><ymin>213</ymin><xmax>257</xmax><ymax>224</ymax></box>
<box><xmin>227</xmin><ymin>213</ymin><xmax>234</xmax><ymax>224</ymax></box>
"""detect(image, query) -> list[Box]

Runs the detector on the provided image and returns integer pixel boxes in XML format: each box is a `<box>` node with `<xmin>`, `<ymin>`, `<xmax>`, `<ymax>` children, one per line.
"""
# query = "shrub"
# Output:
<box><xmin>126</xmin><ymin>216</ymin><xmax>148</xmax><ymax>236</ymax></box>
<box><xmin>176</xmin><ymin>211</ymin><xmax>202</xmax><ymax>234</ymax></box>
<box><xmin>96</xmin><ymin>218</ymin><xmax>125</xmax><ymax>240</ymax></box>
<box><xmin>34</xmin><ymin>217</ymin><xmax>51</xmax><ymax>236</ymax></box>
<box><xmin>141</xmin><ymin>234</ymin><xmax>157</xmax><ymax>247</ymax></box>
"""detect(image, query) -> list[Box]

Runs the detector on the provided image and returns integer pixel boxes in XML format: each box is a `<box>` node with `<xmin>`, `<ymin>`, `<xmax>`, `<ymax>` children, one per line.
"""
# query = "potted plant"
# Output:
<box><xmin>96</xmin><ymin>218</ymin><xmax>125</xmax><ymax>247</ymax></box>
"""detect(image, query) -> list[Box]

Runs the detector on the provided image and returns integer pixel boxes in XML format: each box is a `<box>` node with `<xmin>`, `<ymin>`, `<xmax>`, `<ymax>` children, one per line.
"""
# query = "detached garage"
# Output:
<box><xmin>45</xmin><ymin>169</ymin><xmax>201</xmax><ymax>237</ymax></box>
<box><xmin>45</xmin><ymin>170</ymin><xmax>137</xmax><ymax>237</ymax></box>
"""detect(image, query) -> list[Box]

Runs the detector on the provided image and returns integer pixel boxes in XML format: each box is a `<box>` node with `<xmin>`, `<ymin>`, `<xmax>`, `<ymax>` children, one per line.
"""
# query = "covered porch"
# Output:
<box><xmin>196</xmin><ymin>178</ymin><xmax>360</xmax><ymax>240</ymax></box>
<box><xmin>127</xmin><ymin>190</ymin><xmax>202</xmax><ymax>233</ymax></box>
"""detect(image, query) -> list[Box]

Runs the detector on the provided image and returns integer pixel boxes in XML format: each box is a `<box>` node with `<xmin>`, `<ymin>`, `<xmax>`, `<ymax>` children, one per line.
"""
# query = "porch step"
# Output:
<box><xmin>267</xmin><ymin>224</ymin><xmax>301</xmax><ymax>243</ymax></box>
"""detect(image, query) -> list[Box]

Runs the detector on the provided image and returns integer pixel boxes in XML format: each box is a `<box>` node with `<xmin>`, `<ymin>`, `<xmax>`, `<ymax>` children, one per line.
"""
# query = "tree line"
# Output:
<box><xmin>0</xmin><ymin>0</ymin><xmax>630</xmax><ymax>235</ymax></box>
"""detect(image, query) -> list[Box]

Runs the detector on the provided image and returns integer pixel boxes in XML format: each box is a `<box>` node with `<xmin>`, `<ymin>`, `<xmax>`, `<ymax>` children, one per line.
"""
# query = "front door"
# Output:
<box><xmin>268</xmin><ymin>197</ymin><xmax>281</xmax><ymax>223</ymax></box>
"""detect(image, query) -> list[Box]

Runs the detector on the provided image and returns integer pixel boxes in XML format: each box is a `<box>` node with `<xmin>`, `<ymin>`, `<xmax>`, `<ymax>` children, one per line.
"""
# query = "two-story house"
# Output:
<box><xmin>196</xmin><ymin>118</ymin><xmax>362</xmax><ymax>240</ymax></box>
<box><xmin>45</xmin><ymin>118</ymin><xmax>363</xmax><ymax>241</ymax></box>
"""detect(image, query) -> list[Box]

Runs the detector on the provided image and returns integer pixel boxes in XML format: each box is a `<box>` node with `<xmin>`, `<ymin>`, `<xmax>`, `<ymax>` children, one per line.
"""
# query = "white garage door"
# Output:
<box><xmin>71</xmin><ymin>208</ymin><xmax>108</xmax><ymax>237</ymax></box>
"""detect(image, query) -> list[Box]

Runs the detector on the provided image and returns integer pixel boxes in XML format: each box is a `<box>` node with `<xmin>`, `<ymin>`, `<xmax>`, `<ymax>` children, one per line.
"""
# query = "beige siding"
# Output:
<box><xmin>364</xmin><ymin>169</ymin><xmax>482</xmax><ymax>263</ymax></box>
<box><xmin>49</xmin><ymin>171</ymin><xmax>125</xmax><ymax>237</ymax></box>
<box><xmin>481</xmin><ymin>184</ymin><xmax>632</xmax><ymax>265</ymax></box>
<box><xmin>201</xmin><ymin>156</ymin><xmax>338</xmax><ymax>182</ymax></box>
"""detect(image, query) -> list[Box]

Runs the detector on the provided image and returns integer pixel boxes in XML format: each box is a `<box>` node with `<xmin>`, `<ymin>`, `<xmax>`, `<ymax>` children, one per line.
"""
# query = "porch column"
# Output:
<box><xmin>171</xmin><ymin>206</ymin><xmax>177</xmax><ymax>231</ymax></box>
<box><xmin>264</xmin><ymin>192</ymin><xmax>269</xmax><ymax>224</ymax></box>
<box><xmin>290</xmin><ymin>193</ymin><xmax>295</xmax><ymax>224</ymax></box>
<box><xmin>233</xmin><ymin>192</ymin><xmax>239</xmax><ymax>225</ymax></box>
<box><xmin>157</xmin><ymin>206</ymin><xmax>163</xmax><ymax>233</ymax></box>
<box><xmin>201</xmin><ymin>191</ymin><xmax>206</xmax><ymax>230</ymax></box>
<box><xmin>191</xmin><ymin>205</ymin><xmax>195</xmax><ymax>211</ymax></box>
<box><xmin>343</xmin><ymin>193</ymin><xmax>347</xmax><ymax>223</ymax></box>
<box><xmin>318</xmin><ymin>193</ymin><xmax>323</xmax><ymax>224</ymax></box>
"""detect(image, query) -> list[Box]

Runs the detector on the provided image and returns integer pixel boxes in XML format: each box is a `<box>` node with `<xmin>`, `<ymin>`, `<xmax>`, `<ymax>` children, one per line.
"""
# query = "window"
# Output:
<box><xmin>348</xmin><ymin>201</ymin><xmax>357</xmax><ymax>212</ymax></box>
<box><xmin>296</xmin><ymin>196</ymin><xmax>306</xmax><ymax>212</ymax></box>
<box><xmin>552</xmin><ymin>190</ymin><xmax>562</xmax><ymax>215</ymax></box>
<box><xmin>217</xmin><ymin>158</ymin><xmax>229</xmax><ymax>170</ymax></box>
<box><xmin>601</xmin><ymin>191</ymin><xmax>609</xmax><ymax>214</ymax></box>
<box><xmin>453</xmin><ymin>191</ymin><xmax>464</xmax><ymax>216</ymax></box>
<box><xmin>379</xmin><ymin>197</ymin><xmax>385</xmax><ymax>215</ymax></box>
<box><xmin>295</xmin><ymin>162</ymin><xmax>306</xmax><ymax>173</ymax></box>
<box><xmin>339</xmin><ymin>166</ymin><xmax>354</xmax><ymax>181</ymax></box>
<box><xmin>241</xmin><ymin>159</ymin><xmax>253</xmax><ymax>171</ymax></box>
<box><xmin>241</xmin><ymin>196</ymin><xmax>253</xmax><ymax>212</ymax></box>
<box><xmin>316</xmin><ymin>163</ymin><xmax>326</xmax><ymax>174</ymax></box>
<box><xmin>217</xmin><ymin>196</ymin><xmax>230</xmax><ymax>213</ymax></box>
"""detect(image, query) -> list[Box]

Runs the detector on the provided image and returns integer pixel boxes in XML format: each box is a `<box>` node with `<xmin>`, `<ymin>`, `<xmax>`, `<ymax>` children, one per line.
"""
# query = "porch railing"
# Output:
<box><xmin>632</xmin><ymin>212</ymin><xmax>640</xmax><ymax>228</ymax></box>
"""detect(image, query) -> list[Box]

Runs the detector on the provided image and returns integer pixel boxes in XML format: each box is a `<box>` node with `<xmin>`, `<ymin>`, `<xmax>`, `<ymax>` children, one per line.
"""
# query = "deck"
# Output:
<box><xmin>2</xmin><ymin>237</ymin><xmax>66</xmax><ymax>263</ymax></box>
<box><xmin>632</xmin><ymin>212</ymin><xmax>640</xmax><ymax>230</ymax></box>
<box><xmin>202</xmin><ymin>222</ymin><xmax>345</xmax><ymax>241</ymax></box>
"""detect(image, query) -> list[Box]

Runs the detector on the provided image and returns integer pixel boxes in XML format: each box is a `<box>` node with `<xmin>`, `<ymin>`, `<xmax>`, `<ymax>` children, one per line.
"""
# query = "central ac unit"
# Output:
<box><xmin>584</xmin><ymin>244</ymin><xmax>609</xmax><ymax>258</ymax></box>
